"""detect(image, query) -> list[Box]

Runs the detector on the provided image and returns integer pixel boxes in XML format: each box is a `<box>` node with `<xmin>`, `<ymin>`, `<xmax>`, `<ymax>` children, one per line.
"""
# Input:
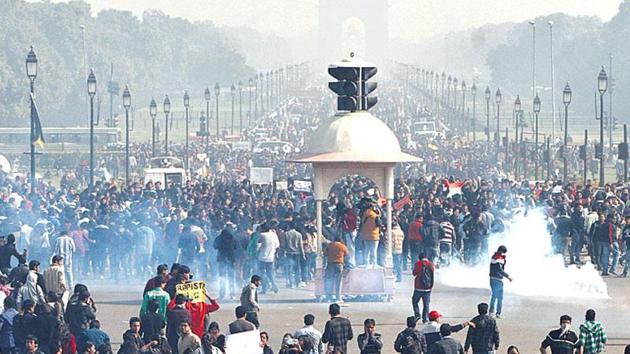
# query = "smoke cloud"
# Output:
<box><xmin>438</xmin><ymin>209</ymin><xmax>609</xmax><ymax>300</ymax></box>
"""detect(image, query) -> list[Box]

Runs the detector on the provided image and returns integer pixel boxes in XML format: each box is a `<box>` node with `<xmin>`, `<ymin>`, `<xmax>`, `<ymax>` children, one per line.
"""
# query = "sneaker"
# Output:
<box><xmin>298</xmin><ymin>282</ymin><xmax>306</xmax><ymax>288</ymax></box>
<box><xmin>495</xmin><ymin>314</ymin><xmax>502</xmax><ymax>319</ymax></box>
<box><xmin>609</xmin><ymin>270</ymin><xmax>618</xmax><ymax>276</ymax></box>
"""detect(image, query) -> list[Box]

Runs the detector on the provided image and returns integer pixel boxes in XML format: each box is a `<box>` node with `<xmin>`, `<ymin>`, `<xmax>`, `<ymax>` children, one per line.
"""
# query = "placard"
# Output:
<box><xmin>250</xmin><ymin>167</ymin><xmax>274</xmax><ymax>185</ymax></box>
<box><xmin>175</xmin><ymin>281</ymin><xmax>206</xmax><ymax>303</ymax></box>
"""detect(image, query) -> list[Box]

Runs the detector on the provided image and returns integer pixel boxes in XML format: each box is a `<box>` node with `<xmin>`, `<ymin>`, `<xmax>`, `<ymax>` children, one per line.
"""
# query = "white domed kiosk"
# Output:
<box><xmin>290</xmin><ymin>110</ymin><xmax>420</xmax><ymax>267</ymax></box>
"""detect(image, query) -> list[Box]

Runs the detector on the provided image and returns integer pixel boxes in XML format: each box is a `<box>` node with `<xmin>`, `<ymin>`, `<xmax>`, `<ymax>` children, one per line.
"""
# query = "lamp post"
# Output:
<box><xmin>533</xmin><ymin>93</ymin><xmax>541</xmax><ymax>180</ymax></box>
<box><xmin>183</xmin><ymin>90</ymin><xmax>190</xmax><ymax>175</ymax></box>
<box><xmin>230</xmin><ymin>84</ymin><xmax>236</xmax><ymax>135</ymax></box>
<box><xmin>485</xmin><ymin>86</ymin><xmax>491</xmax><ymax>144</ymax></box>
<box><xmin>26</xmin><ymin>46</ymin><xmax>38</xmax><ymax>194</ymax></box>
<box><xmin>447</xmin><ymin>75</ymin><xmax>452</xmax><ymax>111</ymax></box>
<box><xmin>563</xmin><ymin>82</ymin><xmax>572</xmax><ymax>182</ymax></box>
<box><xmin>254</xmin><ymin>74</ymin><xmax>259</xmax><ymax>120</ymax></box>
<box><xmin>214</xmin><ymin>83</ymin><xmax>221</xmax><ymax>138</ymax></box>
<box><xmin>549</xmin><ymin>21</ymin><xmax>556</xmax><ymax>142</ymax></box>
<box><xmin>204</xmin><ymin>87</ymin><xmax>211</xmax><ymax>141</ymax></box>
<box><xmin>461</xmin><ymin>81</ymin><xmax>467</xmax><ymax>136</ymax></box>
<box><xmin>238</xmin><ymin>81</ymin><xmax>243</xmax><ymax>134</ymax></box>
<box><xmin>163</xmin><ymin>95</ymin><xmax>171</xmax><ymax>155</ymax></box>
<box><xmin>87</xmin><ymin>69</ymin><xmax>97</xmax><ymax>190</ymax></box>
<box><xmin>598</xmin><ymin>66</ymin><xmax>608</xmax><ymax>187</ymax></box>
<box><xmin>471</xmin><ymin>83</ymin><xmax>477</xmax><ymax>141</ymax></box>
<box><xmin>266</xmin><ymin>71</ymin><xmax>271</xmax><ymax>110</ymax></box>
<box><xmin>122</xmin><ymin>85</ymin><xmax>131</xmax><ymax>185</ymax></box>
<box><xmin>149</xmin><ymin>98</ymin><xmax>157</xmax><ymax>157</ymax></box>
<box><xmin>495</xmin><ymin>89</ymin><xmax>502</xmax><ymax>149</ymax></box>
<box><xmin>248</xmin><ymin>78</ymin><xmax>253</xmax><ymax>129</ymax></box>
<box><xmin>453</xmin><ymin>78</ymin><xmax>458</xmax><ymax>130</ymax></box>
<box><xmin>514</xmin><ymin>96</ymin><xmax>522</xmax><ymax>178</ymax></box>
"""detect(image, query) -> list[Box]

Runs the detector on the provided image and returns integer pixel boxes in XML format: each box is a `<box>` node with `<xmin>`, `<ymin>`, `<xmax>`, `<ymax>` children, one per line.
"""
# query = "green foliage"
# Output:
<box><xmin>0</xmin><ymin>0</ymin><xmax>254</xmax><ymax>127</ymax></box>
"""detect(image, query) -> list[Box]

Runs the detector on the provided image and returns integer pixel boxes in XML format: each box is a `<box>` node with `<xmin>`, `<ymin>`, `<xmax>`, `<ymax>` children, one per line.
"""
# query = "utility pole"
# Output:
<box><xmin>584</xmin><ymin>130</ymin><xmax>588</xmax><ymax>186</ymax></box>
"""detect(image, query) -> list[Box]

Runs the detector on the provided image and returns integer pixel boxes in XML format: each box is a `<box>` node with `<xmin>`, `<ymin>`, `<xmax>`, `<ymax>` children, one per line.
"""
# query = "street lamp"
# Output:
<box><xmin>149</xmin><ymin>98</ymin><xmax>157</xmax><ymax>157</ymax></box>
<box><xmin>122</xmin><ymin>85</ymin><xmax>131</xmax><ymax>185</ymax></box>
<box><xmin>25</xmin><ymin>46</ymin><xmax>38</xmax><ymax>194</ymax></box>
<box><xmin>254</xmin><ymin>74</ymin><xmax>259</xmax><ymax>120</ymax></box>
<box><xmin>204</xmin><ymin>87</ymin><xmax>211</xmax><ymax>138</ymax></box>
<box><xmin>214</xmin><ymin>83</ymin><xmax>221</xmax><ymax>138</ymax></box>
<box><xmin>495</xmin><ymin>88</ymin><xmax>502</xmax><ymax>149</ymax></box>
<box><xmin>461</xmin><ymin>80</ymin><xmax>467</xmax><ymax>136</ymax></box>
<box><xmin>87</xmin><ymin>68</ymin><xmax>97</xmax><ymax>190</ymax></box>
<box><xmin>563</xmin><ymin>82</ymin><xmax>572</xmax><ymax>182</ymax></box>
<box><xmin>485</xmin><ymin>86</ymin><xmax>491</xmax><ymax>144</ymax></box>
<box><xmin>471</xmin><ymin>83</ymin><xmax>477</xmax><ymax>141</ymax></box>
<box><xmin>514</xmin><ymin>95</ymin><xmax>522</xmax><ymax>177</ymax></box>
<box><xmin>183</xmin><ymin>90</ymin><xmax>190</xmax><ymax>175</ymax></box>
<box><xmin>238</xmin><ymin>81</ymin><xmax>243</xmax><ymax>134</ymax></box>
<box><xmin>230</xmin><ymin>84</ymin><xmax>236</xmax><ymax>135</ymax></box>
<box><xmin>598</xmin><ymin>66</ymin><xmax>608</xmax><ymax>186</ymax></box>
<box><xmin>533</xmin><ymin>93</ymin><xmax>541</xmax><ymax>179</ymax></box>
<box><xmin>163</xmin><ymin>95</ymin><xmax>171</xmax><ymax>155</ymax></box>
<box><xmin>248</xmin><ymin>78</ymin><xmax>253</xmax><ymax>129</ymax></box>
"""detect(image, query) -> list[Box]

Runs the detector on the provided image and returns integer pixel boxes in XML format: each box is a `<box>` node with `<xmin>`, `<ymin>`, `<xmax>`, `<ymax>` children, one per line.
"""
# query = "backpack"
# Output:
<box><xmin>420</xmin><ymin>262</ymin><xmax>434</xmax><ymax>289</ymax></box>
<box><xmin>395</xmin><ymin>329</ymin><xmax>421</xmax><ymax>354</ymax></box>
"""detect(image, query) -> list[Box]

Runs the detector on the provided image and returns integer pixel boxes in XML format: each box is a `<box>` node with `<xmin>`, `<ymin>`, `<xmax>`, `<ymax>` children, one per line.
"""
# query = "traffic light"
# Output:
<box><xmin>619</xmin><ymin>142</ymin><xmax>629</xmax><ymax>160</ymax></box>
<box><xmin>328</xmin><ymin>56</ymin><xmax>378</xmax><ymax>112</ymax></box>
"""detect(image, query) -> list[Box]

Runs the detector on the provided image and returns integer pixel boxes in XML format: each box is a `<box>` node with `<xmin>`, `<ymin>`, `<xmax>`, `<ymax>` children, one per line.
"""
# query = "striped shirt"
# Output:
<box><xmin>439</xmin><ymin>221</ymin><xmax>454</xmax><ymax>245</ymax></box>
<box><xmin>541</xmin><ymin>328</ymin><xmax>581</xmax><ymax>354</ymax></box>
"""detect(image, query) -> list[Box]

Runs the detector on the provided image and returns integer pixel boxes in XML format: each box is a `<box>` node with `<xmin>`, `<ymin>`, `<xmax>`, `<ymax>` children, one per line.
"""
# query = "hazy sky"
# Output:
<box><xmin>73</xmin><ymin>0</ymin><xmax>622</xmax><ymax>39</ymax></box>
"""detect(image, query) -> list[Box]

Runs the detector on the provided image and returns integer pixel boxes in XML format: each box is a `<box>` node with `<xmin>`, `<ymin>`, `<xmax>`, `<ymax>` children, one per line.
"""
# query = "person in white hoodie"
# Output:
<box><xmin>256</xmin><ymin>223</ymin><xmax>279</xmax><ymax>294</ymax></box>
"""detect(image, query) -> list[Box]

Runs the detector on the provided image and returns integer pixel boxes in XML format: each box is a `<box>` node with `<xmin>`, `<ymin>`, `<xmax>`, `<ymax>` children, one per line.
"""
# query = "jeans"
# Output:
<box><xmin>365</xmin><ymin>240</ymin><xmax>379</xmax><ymax>266</ymax></box>
<box><xmin>287</xmin><ymin>254</ymin><xmax>302</xmax><ymax>287</ymax></box>
<box><xmin>325</xmin><ymin>263</ymin><xmax>343</xmax><ymax>301</ymax></box>
<box><xmin>258</xmin><ymin>261</ymin><xmax>278</xmax><ymax>293</ymax></box>
<box><xmin>489</xmin><ymin>278</ymin><xmax>504</xmax><ymax>315</ymax></box>
<box><xmin>609</xmin><ymin>242</ymin><xmax>620</xmax><ymax>273</ymax></box>
<box><xmin>302</xmin><ymin>253</ymin><xmax>316</xmax><ymax>282</ymax></box>
<box><xmin>425</xmin><ymin>245</ymin><xmax>439</xmax><ymax>264</ymax></box>
<box><xmin>343</xmin><ymin>231</ymin><xmax>356</xmax><ymax>267</ymax></box>
<box><xmin>598</xmin><ymin>242</ymin><xmax>611</xmax><ymax>274</ymax></box>
<box><xmin>623</xmin><ymin>245</ymin><xmax>630</xmax><ymax>276</ymax></box>
<box><xmin>412</xmin><ymin>290</ymin><xmax>431</xmax><ymax>322</ymax></box>
<box><xmin>572</xmin><ymin>233</ymin><xmax>583</xmax><ymax>263</ymax></box>
<box><xmin>409</xmin><ymin>240</ymin><xmax>424</xmax><ymax>262</ymax></box>
<box><xmin>245</xmin><ymin>311</ymin><xmax>259</xmax><ymax>328</ymax></box>
<box><xmin>439</xmin><ymin>243</ymin><xmax>452</xmax><ymax>266</ymax></box>
<box><xmin>217</xmin><ymin>260</ymin><xmax>235</xmax><ymax>298</ymax></box>
<box><xmin>392</xmin><ymin>254</ymin><xmax>402</xmax><ymax>282</ymax></box>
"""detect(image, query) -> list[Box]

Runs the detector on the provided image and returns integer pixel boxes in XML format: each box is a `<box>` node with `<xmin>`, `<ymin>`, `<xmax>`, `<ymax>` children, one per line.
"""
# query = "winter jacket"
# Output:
<box><xmin>489</xmin><ymin>253</ymin><xmax>509</xmax><ymax>281</ymax></box>
<box><xmin>464</xmin><ymin>314</ymin><xmax>499</xmax><ymax>353</ymax></box>
<box><xmin>579</xmin><ymin>321</ymin><xmax>607</xmax><ymax>354</ymax></box>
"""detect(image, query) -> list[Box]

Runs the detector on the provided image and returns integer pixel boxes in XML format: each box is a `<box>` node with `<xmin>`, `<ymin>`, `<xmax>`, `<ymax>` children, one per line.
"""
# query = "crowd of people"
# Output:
<box><xmin>0</xmin><ymin>82</ymin><xmax>628</xmax><ymax>353</ymax></box>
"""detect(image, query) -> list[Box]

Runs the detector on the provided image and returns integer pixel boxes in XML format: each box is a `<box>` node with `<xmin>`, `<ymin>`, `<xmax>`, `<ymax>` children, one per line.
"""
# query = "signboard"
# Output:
<box><xmin>175</xmin><ymin>281</ymin><xmax>206</xmax><ymax>303</ymax></box>
<box><xmin>230</xmin><ymin>141</ymin><xmax>252</xmax><ymax>151</ymax></box>
<box><xmin>250</xmin><ymin>167</ymin><xmax>274</xmax><ymax>185</ymax></box>
<box><xmin>292</xmin><ymin>180</ymin><xmax>312</xmax><ymax>193</ymax></box>
<box><xmin>225</xmin><ymin>330</ymin><xmax>262</xmax><ymax>354</ymax></box>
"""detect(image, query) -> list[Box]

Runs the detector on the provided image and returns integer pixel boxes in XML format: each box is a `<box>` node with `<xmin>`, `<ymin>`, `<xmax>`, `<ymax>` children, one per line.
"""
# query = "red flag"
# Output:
<box><xmin>393</xmin><ymin>194</ymin><xmax>411</xmax><ymax>210</ymax></box>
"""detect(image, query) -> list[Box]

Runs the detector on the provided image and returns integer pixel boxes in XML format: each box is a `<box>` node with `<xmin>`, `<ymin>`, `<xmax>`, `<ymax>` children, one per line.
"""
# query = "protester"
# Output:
<box><xmin>578</xmin><ymin>309</ymin><xmax>607</xmax><ymax>354</ymax></box>
<box><xmin>431</xmin><ymin>324</ymin><xmax>464</xmax><ymax>354</ymax></box>
<box><xmin>540</xmin><ymin>315</ymin><xmax>581</xmax><ymax>354</ymax></box>
<box><xmin>293</xmin><ymin>314</ymin><xmax>322</xmax><ymax>354</ymax></box>
<box><xmin>412</xmin><ymin>253</ymin><xmax>434</xmax><ymax>323</ymax></box>
<box><xmin>240</xmin><ymin>275</ymin><xmax>262</xmax><ymax>328</ymax></box>
<box><xmin>323</xmin><ymin>236</ymin><xmax>348</xmax><ymax>303</ymax></box>
<box><xmin>322</xmin><ymin>303</ymin><xmax>353</xmax><ymax>354</ymax></box>
<box><xmin>489</xmin><ymin>246</ymin><xmax>513</xmax><ymax>318</ymax></box>
<box><xmin>464</xmin><ymin>303</ymin><xmax>500</xmax><ymax>354</ymax></box>
<box><xmin>357</xmin><ymin>318</ymin><xmax>383</xmax><ymax>354</ymax></box>
<box><xmin>394</xmin><ymin>316</ymin><xmax>428</xmax><ymax>354</ymax></box>
<box><xmin>228</xmin><ymin>306</ymin><xmax>256</xmax><ymax>335</ymax></box>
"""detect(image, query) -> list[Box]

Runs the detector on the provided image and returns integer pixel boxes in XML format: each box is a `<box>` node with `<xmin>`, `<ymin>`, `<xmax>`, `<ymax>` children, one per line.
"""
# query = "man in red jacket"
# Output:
<box><xmin>407</xmin><ymin>213</ymin><xmax>424</xmax><ymax>262</ymax></box>
<box><xmin>167</xmin><ymin>291</ymin><xmax>220</xmax><ymax>337</ymax></box>
<box><xmin>412</xmin><ymin>252</ymin><xmax>434</xmax><ymax>323</ymax></box>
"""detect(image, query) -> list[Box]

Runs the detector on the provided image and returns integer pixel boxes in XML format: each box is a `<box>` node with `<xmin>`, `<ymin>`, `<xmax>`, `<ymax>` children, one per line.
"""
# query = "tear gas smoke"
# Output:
<box><xmin>438</xmin><ymin>209</ymin><xmax>609</xmax><ymax>300</ymax></box>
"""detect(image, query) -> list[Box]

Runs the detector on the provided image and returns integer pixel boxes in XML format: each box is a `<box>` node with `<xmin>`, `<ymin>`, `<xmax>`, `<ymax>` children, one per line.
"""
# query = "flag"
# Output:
<box><xmin>30</xmin><ymin>93</ymin><xmax>45</xmax><ymax>148</ymax></box>
<box><xmin>393</xmin><ymin>193</ymin><xmax>412</xmax><ymax>210</ymax></box>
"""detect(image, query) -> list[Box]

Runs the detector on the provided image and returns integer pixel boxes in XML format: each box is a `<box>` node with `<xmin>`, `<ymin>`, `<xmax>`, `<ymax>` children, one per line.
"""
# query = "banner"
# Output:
<box><xmin>274</xmin><ymin>180</ymin><xmax>288</xmax><ymax>191</ymax></box>
<box><xmin>293</xmin><ymin>180</ymin><xmax>312</xmax><ymax>193</ymax></box>
<box><xmin>250</xmin><ymin>167</ymin><xmax>274</xmax><ymax>185</ymax></box>
<box><xmin>175</xmin><ymin>281</ymin><xmax>206</xmax><ymax>303</ymax></box>
<box><xmin>225</xmin><ymin>330</ymin><xmax>262</xmax><ymax>354</ymax></box>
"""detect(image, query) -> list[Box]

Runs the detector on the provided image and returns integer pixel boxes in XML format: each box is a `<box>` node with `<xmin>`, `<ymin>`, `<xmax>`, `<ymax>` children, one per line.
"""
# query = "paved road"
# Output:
<box><xmin>88</xmin><ymin>270</ymin><xmax>630</xmax><ymax>353</ymax></box>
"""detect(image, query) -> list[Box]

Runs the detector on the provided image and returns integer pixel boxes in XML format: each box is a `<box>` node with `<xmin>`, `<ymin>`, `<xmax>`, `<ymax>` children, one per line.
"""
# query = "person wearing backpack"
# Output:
<box><xmin>411</xmin><ymin>253</ymin><xmax>434</xmax><ymax>324</ymax></box>
<box><xmin>394</xmin><ymin>316</ymin><xmax>427</xmax><ymax>354</ymax></box>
